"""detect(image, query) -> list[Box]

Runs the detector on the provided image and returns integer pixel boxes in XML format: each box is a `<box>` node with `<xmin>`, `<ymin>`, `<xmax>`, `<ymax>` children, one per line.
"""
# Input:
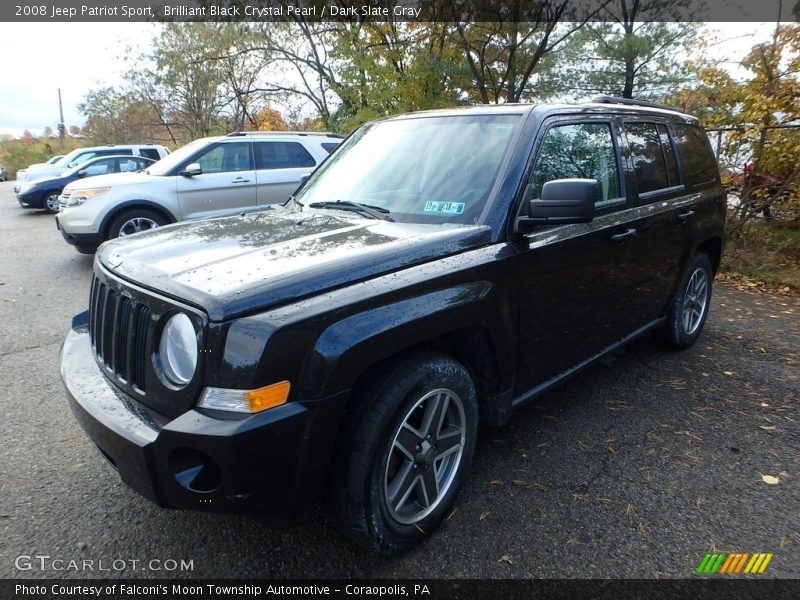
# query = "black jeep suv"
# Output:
<box><xmin>61</xmin><ymin>98</ymin><xmax>724</xmax><ymax>555</ymax></box>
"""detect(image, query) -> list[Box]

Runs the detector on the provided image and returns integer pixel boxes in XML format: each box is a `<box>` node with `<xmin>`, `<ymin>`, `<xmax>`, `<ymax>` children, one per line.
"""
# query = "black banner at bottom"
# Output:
<box><xmin>2</xmin><ymin>579</ymin><xmax>798</xmax><ymax>600</ymax></box>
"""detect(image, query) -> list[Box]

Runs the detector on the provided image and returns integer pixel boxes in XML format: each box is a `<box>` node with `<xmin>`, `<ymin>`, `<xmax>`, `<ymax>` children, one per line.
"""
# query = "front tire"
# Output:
<box><xmin>108</xmin><ymin>209</ymin><xmax>166</xmax><ymax>240</ymax></box>
<box><xmin>658</xmin><ymin>253</ymin><xmax>713</xmax><ymax>348</ymax></box>
<box><xmin>42</xmin><ymin>192</ymin><xmax>60</xmax><ymax>214</ymax></box>
<box><xmin>330</xmin><ymin>352</ymin><xmax>478</xmax><ymax>555</ymax></box>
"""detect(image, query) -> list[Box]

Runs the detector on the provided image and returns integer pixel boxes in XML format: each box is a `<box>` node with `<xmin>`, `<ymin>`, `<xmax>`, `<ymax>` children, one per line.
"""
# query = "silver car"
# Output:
<box><xmin>57</xmin><ymin>132</ymin><xmax>341</xmax><ymax>253</ymax></box>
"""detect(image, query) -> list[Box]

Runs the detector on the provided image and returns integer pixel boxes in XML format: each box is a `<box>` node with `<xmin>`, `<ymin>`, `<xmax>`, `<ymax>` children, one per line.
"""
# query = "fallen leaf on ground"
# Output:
<box><xmin>497</xmin><ymin>555</ymin><xmax>514</xmax><ymax>564</ymax></box>
<box><xmin>762</xmin><ymin>475</ymin><xmax>780</xmax><ymax>485</ymax></box>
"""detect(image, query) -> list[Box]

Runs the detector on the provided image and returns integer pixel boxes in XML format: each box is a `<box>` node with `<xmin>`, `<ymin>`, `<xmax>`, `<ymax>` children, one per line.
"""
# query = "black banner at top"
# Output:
<box><xmin>1</xmin><ymin>0</ymin><xmax>798</xmax><ymax>23</ymax></box>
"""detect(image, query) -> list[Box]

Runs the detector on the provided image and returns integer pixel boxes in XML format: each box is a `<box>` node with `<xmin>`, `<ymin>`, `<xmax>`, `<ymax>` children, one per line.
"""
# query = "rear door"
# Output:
<box><xmin>254</xmin><ymin>140</ymin><xmax>318</xmax><ymax>205</ymax></box>
<box><xmin>176</xmin><ymin>141</ymin><xmax>257</xmax><ymax>219</ymax></box>
<box><xmin>620</xmin><ymin>120</ymin><xmax>691</xmax><ymax>320</ymax></box>
<box><xmin>514</xmin><ymin>117</ymin><xmax>648</xmax><ymax>392</ymax></box>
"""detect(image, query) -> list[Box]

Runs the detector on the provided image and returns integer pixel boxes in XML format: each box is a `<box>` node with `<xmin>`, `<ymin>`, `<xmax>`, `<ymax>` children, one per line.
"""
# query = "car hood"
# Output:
<box><xmin>98</xmin><ymin>209</ymin><xmax>492</xmax><ymax>321</ymax></box>
<box><xmin>64</xmin><ymin>171</ymin><xmax>153</xmax><ymax>190</ymax></box>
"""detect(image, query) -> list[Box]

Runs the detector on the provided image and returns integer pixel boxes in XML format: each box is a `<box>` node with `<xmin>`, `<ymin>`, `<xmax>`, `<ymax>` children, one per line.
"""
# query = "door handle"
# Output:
<box><xmin>231</xmin><ymin>177</ymin><xmax>250</xmax><ymax>183</ymax></box>
<box><xmin>677</xmin><ymin>209</ymin><xmax>696</xmax><ymax>223</ymax></box>
<box><xmin>610</xmin><ymin>228</ymin><xmax>638</xmax><ymax>243</ymax></box>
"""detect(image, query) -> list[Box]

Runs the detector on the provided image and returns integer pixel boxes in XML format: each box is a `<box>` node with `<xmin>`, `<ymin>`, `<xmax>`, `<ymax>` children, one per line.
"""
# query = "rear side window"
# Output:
<box><xmin>530</xmin><ymin>122</ymin><xmax>621</xmax><ymax>204</ymax></box>
<box><xmin>625</xmin><ymin>122</ymin><xmax>679</xmax><ymax>194</ymax></box>
<box><xmin>139</xmin><ymin>148</ymin><xmax>162</xmax><ymax>161</ymax></box>
<box><xmin>321</xmin><ymin>142</ymin><xmax>340</xmax><ymax>154</ymax></box>
<box><xmin>255</xmin><ymin>142</ymin><xmax>316</xmax><ymax>169</ymax></box>
<box><xmin>673</xmin><ymin>124</ymin><xmax>718</xmax><ymax>186</ymax></box>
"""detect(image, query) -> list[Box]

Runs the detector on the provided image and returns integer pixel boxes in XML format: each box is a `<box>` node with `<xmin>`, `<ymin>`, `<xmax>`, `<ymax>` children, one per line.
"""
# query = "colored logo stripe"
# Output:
<box><xmin>697</xmin><ymin>552</ymin><xmax>773</xmax><ymax>574</ymax></box>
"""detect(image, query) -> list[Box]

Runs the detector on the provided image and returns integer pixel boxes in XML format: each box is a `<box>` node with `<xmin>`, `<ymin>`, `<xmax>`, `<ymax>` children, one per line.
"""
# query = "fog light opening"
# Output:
<box><xmin>168</xmin><ymin>448</ymin><xmax>222</xmax><ymax>493</ymax></box>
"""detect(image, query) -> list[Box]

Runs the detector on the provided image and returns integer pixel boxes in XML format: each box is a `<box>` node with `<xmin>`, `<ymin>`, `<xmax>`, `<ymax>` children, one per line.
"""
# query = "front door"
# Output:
<box><xmin>514</xmin><ymin>118</ymin><xmax>648</xmax><ymax>394</ymax></box>
<box><xmin>176</xmin><ymin>141</ymin><xmax>257</xmax><ymax>220</ymax></box>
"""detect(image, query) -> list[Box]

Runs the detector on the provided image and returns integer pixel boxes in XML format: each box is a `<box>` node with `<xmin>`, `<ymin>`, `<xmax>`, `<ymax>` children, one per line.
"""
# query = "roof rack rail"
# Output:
<box><xmin>226</xmin><ymin>131</ymin><xmax>343</xmax><ymax>138</ymax></box>
<box><xmin>590</xmin><ymin>95</ymin><xmax>679</xmax><ymax>112</ymax></box>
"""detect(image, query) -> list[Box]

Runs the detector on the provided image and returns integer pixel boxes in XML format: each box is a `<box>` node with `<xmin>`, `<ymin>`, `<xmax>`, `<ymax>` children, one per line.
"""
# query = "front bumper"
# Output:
<box><xmin>17</xmin><ymin>190</ymin><xmax>43</xmax><ymax>209</ymax></box>
<box><xmin>60</xmin><ymin>323</ymin><xmax>346</xmax><ymax>519</ymax></box>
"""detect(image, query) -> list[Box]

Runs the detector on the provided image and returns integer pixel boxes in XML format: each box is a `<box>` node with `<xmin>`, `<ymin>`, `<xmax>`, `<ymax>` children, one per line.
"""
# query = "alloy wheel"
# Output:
<box><xmin>384</xmin><ymin>388</ymin><xmax>466</xmax><ymax>525</ymax></box>
<box><xmin>682</xmin><ymin>267</ymin><xmax>708</xmax><ymax>335</ymax></box>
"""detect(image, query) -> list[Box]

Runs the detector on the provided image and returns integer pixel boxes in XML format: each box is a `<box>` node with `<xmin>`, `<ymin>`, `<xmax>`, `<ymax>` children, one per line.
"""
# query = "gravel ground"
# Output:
<box><xmin>0</xmin><ymin>180</ymin><xmax>797</xmax><ymax>579</ymax></box>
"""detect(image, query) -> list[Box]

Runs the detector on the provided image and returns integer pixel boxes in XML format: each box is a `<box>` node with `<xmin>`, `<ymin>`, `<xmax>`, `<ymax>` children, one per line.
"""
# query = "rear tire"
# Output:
<box><xmin>329</xmin><ymin>352</ymin><xmax>478</xmax><ymax>555</ymax></box>
<box><xmin>658</xmin><ymin>253</ymin><xmax>713</xmax><ymax>349</ymax></box>
<box><xmin>108</xmin><ymin>209</ymin><xmax>166</xmax><ymax>240</ymax></box>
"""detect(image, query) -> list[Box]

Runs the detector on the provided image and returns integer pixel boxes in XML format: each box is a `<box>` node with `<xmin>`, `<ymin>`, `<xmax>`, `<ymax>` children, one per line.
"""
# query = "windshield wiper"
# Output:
<box><xmin>308</xmin><ymin>200</ymin><xmax>394</xmax><ymax>222</ymax></box>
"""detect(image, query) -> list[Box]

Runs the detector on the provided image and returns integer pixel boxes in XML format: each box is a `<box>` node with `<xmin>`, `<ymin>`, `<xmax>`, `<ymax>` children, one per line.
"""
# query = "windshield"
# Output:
<box><xmin>146</xmin><ymin>138</ymin><xmax>212</xmax><ymax>176</ymax></box>
<box><xmin>295</xmin><ymin>114</ymin><xmax>520</xmax><ymax>225</ymax></box>
<box><xmin>53</xmin><ymin>149</ymin><xmax>84</xmax><ymax>167</ymax></box>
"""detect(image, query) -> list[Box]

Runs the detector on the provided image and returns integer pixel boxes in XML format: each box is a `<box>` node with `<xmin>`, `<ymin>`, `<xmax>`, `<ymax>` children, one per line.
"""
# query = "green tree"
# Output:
<box><xmin>555</xmin><ymin>0</ymin><xmax>700</xmax><ymax>100</ymax></box>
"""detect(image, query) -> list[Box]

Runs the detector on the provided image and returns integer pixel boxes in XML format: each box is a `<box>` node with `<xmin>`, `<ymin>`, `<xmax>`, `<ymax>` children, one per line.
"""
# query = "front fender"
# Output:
<box><xmin>301</xmin><ymin>280</ymin><xmax>514</xmax><ymax>399</ymax></box>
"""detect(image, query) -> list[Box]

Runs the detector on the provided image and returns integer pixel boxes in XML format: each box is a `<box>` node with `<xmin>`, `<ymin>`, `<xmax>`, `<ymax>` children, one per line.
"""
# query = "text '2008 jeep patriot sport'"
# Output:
<box><xmin>61</xmin><ymin>98</ymin><xmax>725</xmax><ymax>555</ymax></box>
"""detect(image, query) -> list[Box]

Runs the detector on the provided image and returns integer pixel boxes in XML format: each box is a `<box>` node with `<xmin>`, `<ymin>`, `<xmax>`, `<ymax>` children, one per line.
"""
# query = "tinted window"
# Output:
<box><xmin>673</xmin><ymin>124</ymin><xmax>718</xmax><ymax>186</ymax></box>
<box><xmin>658</xmin><ymin>124</ymin><xmax>679</xmax><ymax>187</ymax></box>
<box><xmin>139</xmin><ymin>148</ymin><xmax>161</xmax><ymax>161</ymax></box>
<box><xmin>625</xmin><ymin>123</ymin><xmax>673</xmax><ymax>193</ymax></box>
<box><xmin>255</xmin><ymin>142</ymin><xmax>316</xmax><ymax>169</ymax></box>
<box><xmin>321</xmin><ymin>142</ymin><xmax>340</xmax><ymax>154</ymax></box>
<box><xmin>194</xmin><ymin>142</ymin><xmax>252</xmax><ymax>173</ymax></box>
<box><xmin>531</xmin><ymin>122</ymin><xmax>621</xmax><ymax>203</ymax></box>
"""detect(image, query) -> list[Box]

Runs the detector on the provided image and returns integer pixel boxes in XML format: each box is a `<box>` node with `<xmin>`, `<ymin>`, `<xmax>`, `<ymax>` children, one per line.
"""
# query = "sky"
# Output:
<box><xmin>0</xmin><ymin>21</ymin><xmax>782</xmax><ymax>138</ymax></box>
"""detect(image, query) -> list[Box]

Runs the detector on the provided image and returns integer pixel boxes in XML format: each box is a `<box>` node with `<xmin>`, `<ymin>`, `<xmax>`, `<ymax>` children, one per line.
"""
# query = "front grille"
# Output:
<box><xmin>58</xmin><ymin>190</ymin><xmax>71</xmax><ymax>208</ymax></box>
<box><xmin>89</xmin><ymin>276</ymin><xmax>151</xmax><ymax>392</ymax></box>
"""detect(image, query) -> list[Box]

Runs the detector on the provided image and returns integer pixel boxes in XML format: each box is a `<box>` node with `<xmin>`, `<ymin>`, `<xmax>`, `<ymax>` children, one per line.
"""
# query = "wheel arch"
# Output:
<box><xmin>100</xmin><ymin>201</ymin><xmax>177</xmax><ymax>240</ymax></box>
<box><xmin>696</xmin><ymin>236</ymin><xmax>723</xmax><ymax>275</ymax></box>
<box><xmin>302</xmin><ymin>282</ymin><xmax>516</xmax><ymax>429</ymax></box>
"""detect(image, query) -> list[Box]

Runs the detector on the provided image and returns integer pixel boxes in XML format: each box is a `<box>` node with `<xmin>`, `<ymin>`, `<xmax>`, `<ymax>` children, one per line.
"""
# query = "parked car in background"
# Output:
<box><xmin>13</xmin><ymin>145</ymin><xmax>169</xmax><ymax>193</ymax></box>
<box><xmin>0</xmin><ymin>164</ymin><xmax>7</xmax><ymax>182</ymax></box>
<box><xmin>15</xmin><ymin>154</ymin><xmax>64</xmax><ymax>184</ymax></box>
<box><xmin>60</xmin><ymin>99</ymin><xmax>724</xmax><ymax>554</ymax></box>
<box><xmin>17</xmin><ymin>155</ymin><xmax>155</xmax><ymax>213</ymax></box>
<box><xmin>56</xmin><ymin>131</ymin><xmax>341</xmax><ymax>253</ymax></box>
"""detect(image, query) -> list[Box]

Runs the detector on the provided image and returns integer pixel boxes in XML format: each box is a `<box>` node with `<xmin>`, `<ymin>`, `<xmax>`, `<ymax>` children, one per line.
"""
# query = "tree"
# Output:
<box><xmin>680</xmin><ymin>23</ymin><xmax>800</xmax><ymax>229</ymax></box>
<box><xmin>451</xmin><ymin>1</ymin><xmax>594</xmax><ymax>103</ymax></box>
<box><xmin>555</xmin><ymin>0</ymin><xmax>700</xmax><ymax>100</ymax></box>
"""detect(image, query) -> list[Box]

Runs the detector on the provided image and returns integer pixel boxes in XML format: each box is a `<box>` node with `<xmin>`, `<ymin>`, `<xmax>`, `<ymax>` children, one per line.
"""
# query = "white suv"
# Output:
<box><xmin>56</xmin><ymin>132</ymin><xmax>341</xmax><ymax>253</ymax></box>
<box><xmin>14</xmin><ymin>145</ymin><xmax>169</xmax><ymax>193</ymax></box>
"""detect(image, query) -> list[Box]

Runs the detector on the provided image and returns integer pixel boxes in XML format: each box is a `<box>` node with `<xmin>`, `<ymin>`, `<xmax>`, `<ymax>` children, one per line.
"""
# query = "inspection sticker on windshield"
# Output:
<box><xmin>424</xmin><ymin>201</ymin><xmax>465</xmax><ymax>215</ymax></box>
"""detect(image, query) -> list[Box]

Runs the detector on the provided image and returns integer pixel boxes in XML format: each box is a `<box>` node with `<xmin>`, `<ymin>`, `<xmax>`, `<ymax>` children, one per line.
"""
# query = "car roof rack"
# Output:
<box><xmin>590</xmin><ymin>95</ymin><xmax>680</xmax><ymax>113</ymax></box>
<box><xmin>226</xmin><ymin>131</ymin><xmax>343</xmax><ymax>138</ymax></box>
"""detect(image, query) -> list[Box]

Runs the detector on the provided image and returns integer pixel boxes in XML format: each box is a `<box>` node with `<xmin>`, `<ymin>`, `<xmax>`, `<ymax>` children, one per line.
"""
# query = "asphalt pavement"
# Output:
<box><xmin>0</xmin><ymin>180</ymin><xmax>797</xmax><ymax>579</ymax></box>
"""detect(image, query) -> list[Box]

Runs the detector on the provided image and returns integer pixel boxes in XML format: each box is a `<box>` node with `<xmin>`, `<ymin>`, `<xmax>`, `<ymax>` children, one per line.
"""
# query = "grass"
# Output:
<box><xmin>720</xmin><ymin>220</ymin><xmax>800</xmax><ymax>293</ymax></box>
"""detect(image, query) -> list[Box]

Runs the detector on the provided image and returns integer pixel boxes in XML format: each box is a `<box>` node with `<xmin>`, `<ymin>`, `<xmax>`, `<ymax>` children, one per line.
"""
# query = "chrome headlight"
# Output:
<box><xmin>19</xmin><ymin>182</ymin><xmax>37</xmax><ymax>194</ymax></box>
<box><xmin>158</xmin><ymin>313</ymin><xmax>198</xmax><ymax>386</ymax></box>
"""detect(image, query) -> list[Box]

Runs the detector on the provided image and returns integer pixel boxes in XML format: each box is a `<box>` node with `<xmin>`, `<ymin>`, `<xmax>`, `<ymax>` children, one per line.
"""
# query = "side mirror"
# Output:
<box><xmin>180</xmin><ymin>162</ymin><xmax>202</xmax><ymax>177</ymax></box>
<box><xmin>67</xmin><ymin>161</ymin><xmax>77</xmax><ymax>168</ymax></box>
<box><xmin>77</xmin><ymin>170</ymin><xmax>87</xmax><ymax>178</ymax></box>
<box><xmin>516</xmin><ymin>178</ymin><xmax>597</xmax><ymax>232</ymax></box>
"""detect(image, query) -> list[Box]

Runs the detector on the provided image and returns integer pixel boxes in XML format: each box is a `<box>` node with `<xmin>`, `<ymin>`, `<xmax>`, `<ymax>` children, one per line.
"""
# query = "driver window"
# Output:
<box><xmin>530</xmin><ymin>122</ymin><xmax>621</xmax><ymax>204</ymax></box>
<box><xmin>83</xmin><ymin>158</ymin><xmax>114</xmax><ymax>176</ymax></box>
<box><xmin>194</xmin><ymin>142</ymin><xmax>252</xmax><ymax>174</ymax></box>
